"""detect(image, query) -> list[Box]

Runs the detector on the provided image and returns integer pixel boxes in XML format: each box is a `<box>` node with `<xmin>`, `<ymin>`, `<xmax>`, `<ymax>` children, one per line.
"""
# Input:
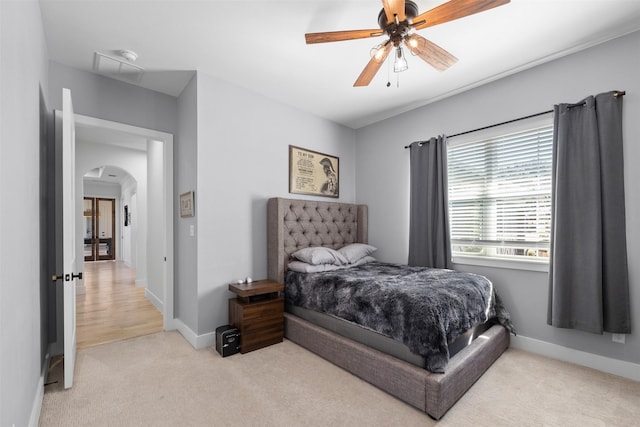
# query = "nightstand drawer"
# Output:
<box><xmin>241</xmin><ymin>329</ymin><xmax>284</xmax><ymax>353</ymax></box>
<box><xmin>242</xmin><ymin>315</ymin><xmax>284</xmax><ymax>334</ymax></box>
<box><xmin>240</xmin><ymin>298</ymin><xmax>284</xmax><ymax>320</ymax></box>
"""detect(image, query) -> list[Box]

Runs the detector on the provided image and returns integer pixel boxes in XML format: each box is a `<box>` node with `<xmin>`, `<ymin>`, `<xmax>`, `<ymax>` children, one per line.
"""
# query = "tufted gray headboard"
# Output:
<box><xmin>267</xmin><ymin>197</ymin><xmax>368</xmax><ymax>284</ymax></box>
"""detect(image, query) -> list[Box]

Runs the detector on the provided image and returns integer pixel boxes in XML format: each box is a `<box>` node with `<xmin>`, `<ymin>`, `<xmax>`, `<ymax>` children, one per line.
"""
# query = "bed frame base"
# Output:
<box><xmin>284</xmin><ymin>312</ymin><xmax>509</xmax><ymax>420</ymax></box>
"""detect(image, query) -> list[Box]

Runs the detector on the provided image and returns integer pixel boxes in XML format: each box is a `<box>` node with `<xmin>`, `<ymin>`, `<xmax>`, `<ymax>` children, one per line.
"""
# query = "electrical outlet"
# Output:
<box><xmin>612</xmin><ymin>333</ymin><xmax>626</xmax><ymax>344</ymax></box>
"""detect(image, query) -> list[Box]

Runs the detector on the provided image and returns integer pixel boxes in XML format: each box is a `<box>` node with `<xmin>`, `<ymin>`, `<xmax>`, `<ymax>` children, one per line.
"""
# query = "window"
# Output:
<box><xmin>447</xmin><ymin>121</ymin><xmax>553</xmax><ymax>265</ymax></box>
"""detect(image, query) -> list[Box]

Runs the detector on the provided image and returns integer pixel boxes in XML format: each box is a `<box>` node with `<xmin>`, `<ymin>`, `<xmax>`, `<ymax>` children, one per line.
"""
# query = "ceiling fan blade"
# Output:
<box><xmin>305</xmin><ymin>29</ymin><xmax>384</xmax><ymax>44</ymax></box>
<box><xmin>405</xmin><ymin>34</ymin><xmax>458</xmax><ymax>71</ymax></box>
<box><xmin>382</xmin><ymin>0</ymin><xmax>406</xmax><ymax>25</ymax></box>
<box><xmin>354</xmin><ymin>42</ymin><xmax>393</xmax><ymax>87</ymax></box>
<box><xmin>412</xmin><ymin>0</ymin><xmax>510</xmax><ymax>30</ymax></box>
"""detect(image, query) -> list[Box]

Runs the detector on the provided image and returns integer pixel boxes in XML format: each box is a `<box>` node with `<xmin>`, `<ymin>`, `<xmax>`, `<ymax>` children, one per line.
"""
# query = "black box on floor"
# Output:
<box><xmin>215</xmin><ymin>325</ymin><xmax>240</xmax><ymax>357</ymax></box>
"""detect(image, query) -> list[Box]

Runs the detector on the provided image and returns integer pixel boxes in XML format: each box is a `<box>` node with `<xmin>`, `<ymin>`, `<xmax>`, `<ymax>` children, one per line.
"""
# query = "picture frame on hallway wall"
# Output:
<box><xmin>289</xmin><ymin>145</ymin><xmax>339</xmax><ymax>198</ymax></box>
<box><xmin>180</xmin><ymin>191</ymin><xmax>195</xmax><ymax>218</ymax></box>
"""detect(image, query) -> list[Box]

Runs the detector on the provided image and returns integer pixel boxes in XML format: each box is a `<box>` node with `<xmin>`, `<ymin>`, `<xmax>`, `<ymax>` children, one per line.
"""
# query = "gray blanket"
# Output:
<box><xmin>285</xmin><ymin>261</ymin><xmax>514</xmax><ymax>373</ymax></box>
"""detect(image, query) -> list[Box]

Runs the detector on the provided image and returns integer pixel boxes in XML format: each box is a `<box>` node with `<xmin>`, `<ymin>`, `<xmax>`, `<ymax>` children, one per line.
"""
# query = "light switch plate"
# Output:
<box><xmin>189</xmin><ymin>224</ymin><xmax>195</xmax><ymax>237</ymax></box>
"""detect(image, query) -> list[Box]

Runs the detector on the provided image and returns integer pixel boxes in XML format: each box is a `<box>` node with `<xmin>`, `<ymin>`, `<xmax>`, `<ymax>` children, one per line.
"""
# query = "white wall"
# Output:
<box><xmin>355</xmin><ymin>31</ymin><xmax>640</xmax><ymax>372</ymax></box>
<box><xmin>193</xmin><ymin>72</ymin><xmax>357</xmax><ymax>337</ymax></box>
<box><xmin>120</xmin><ymin>176</ymin><xmax>137</xmax><ymax>268</ymax></box>
<box><xmin>0</xmin><ymin>1</ymin><xmax>49</xmax><ymax>425</ymax></box>
<box><xmin>147</xmin><ymin>139</ymin><xmax>165</xmax><ymax>306</ymax></box>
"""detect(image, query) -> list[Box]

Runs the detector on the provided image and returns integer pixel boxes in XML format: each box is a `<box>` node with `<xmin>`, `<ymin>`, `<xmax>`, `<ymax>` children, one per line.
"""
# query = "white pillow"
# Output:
<box><xmin>350</xmin><ymin>255</ymin><xmax>376</xmax><ymax>267</ymax></box>
<box><xmin>288</xmin><ymin>261</ymin><xmax>344</xmax><ymax>273</ymax></box>
<box><xmin>338</xmin><ymin>243</ymin><xmax>377</xmax><ymax>264</ymax></box>
<box><xmin>291</xmin><ymin>246</ymin><xmax>348</xmax><ymax>266</ymax></box>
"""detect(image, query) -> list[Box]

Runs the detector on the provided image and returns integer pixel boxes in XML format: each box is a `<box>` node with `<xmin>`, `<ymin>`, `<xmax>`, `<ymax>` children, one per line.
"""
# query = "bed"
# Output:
<box><xmin>267</xmin><ymin>197</ymin><xmax>511</xmax><ymax>419</ymax></box>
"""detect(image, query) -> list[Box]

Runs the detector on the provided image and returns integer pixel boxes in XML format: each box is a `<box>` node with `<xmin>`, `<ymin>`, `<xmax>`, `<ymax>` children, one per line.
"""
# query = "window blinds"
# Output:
<box><xmin>447</xmin><ymin>125</ymin><xmax>553</xmax><ymax>259</ymax></box>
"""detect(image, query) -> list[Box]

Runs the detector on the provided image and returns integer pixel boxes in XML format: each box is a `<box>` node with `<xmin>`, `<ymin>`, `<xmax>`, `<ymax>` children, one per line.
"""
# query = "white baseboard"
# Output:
<box><xmin>135</xmin><ymin>278</ymin><xmax>148</xmax><ymax>287</ymax></box>
<box><xmin>173</xmin><ymin>319</ymin><xmax>216</xmax><ymax>350</ymax></box>
<box><xmin>196</xmin><ymin>330</ymin><xmax>216</xmax><ymax>349</ymax></box>
<box><xmin>163</xmin><ymin>316</ymin><xmax>178</xmax><ymax>331</ymax></box>
<box><xmin>144</xmin><ymin>288</ymin><xmax>163</xmax><ymax>312</ymax></box>
<box><xmin>510</xmin><ymin>335</ymin><xmax>640</xmax><ymax>382</ymax></box>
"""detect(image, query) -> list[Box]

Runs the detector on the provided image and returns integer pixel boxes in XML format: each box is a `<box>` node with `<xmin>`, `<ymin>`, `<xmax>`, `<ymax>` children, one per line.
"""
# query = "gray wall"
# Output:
<box><xmin>175</xmin><ymin>75</ymin><xmax>198</xmax><ymax>332</ymax></box>
<box><xmin>48</xmin><ymin>62</ymin><xmax>178</xmax><ymax>136</ymax></box>
<box><xmin>193</xmin><ymin>72</ymin><xmax>357</xmax><ymax>336</ymax></box>
<box><xmin>355</xmin><ymin>30</ymin><xmax>640</xmax><ymax>368</ymax></box>
<box><xmin>0</xmin><ymin>1</ymin><xmax>50</xmax><ymax>426</ymax></box>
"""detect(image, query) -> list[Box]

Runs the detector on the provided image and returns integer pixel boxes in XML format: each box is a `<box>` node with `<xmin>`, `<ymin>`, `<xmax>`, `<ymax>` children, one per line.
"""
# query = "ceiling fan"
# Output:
<box><xmin>305</xmin><ymin>0</ymin><xmax>510</xmax><ymax>86</ymax></box>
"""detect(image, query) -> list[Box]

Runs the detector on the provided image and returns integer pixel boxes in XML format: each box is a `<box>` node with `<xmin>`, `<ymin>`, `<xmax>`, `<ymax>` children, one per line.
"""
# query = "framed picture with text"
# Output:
<box><xmin>289</xmin><ymin>145</ymin><xmax>339</xmax><ymax>198</ymax></box>
<box><xmin>180</xmin><ymin>191</ymin><xmax>195</xmax><ymax>218</ymax></box>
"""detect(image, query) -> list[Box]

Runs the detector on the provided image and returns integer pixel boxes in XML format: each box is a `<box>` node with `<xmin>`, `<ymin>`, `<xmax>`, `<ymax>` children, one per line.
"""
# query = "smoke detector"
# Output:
<box><xmin>119</xmin><ymin>49</ymin><xmax>138</xmax><ymax>62</ymax></box>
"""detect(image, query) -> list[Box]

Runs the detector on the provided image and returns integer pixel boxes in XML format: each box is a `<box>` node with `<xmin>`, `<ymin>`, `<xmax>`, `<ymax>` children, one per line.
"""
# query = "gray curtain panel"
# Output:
<box><xmin>547</xmin><ymin>91</ymin><xmax>630</xmax><ymax>334</ymax></box>
<box><xmin>408</xmin><ymin>136</ymin><xmax>452</xmax><ymax>269</ymax></box>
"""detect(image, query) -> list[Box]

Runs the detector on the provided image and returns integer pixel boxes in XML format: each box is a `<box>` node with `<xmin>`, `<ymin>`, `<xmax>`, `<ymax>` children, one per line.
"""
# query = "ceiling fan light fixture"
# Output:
<box><xmin>393</xmin><ymin>46</ymin><xmax>408</xmax><ymax>73</ymax></box>
<box><xmin>371</xmin><ymin>44</ymin><xmax>388</xmax><ymax>62</ymax></box>
<box><xmin>406</xmin><ymin>34</ymin><xmax>419</xmax><ymax>50</ymax></box>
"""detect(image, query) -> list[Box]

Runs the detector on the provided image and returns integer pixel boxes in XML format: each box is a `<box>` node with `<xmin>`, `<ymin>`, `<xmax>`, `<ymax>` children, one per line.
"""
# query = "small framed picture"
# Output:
<box><xmin>180</xmin><ymin>191</ymin><xmax>195</xmax><ymax>218</ymax></box>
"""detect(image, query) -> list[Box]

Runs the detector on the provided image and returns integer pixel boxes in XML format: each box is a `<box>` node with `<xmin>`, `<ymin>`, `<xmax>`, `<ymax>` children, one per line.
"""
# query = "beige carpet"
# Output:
<box><xmin>40</xmin><ymin>331</ymin><xmax>640</xmax><ymax>426</ymax></box>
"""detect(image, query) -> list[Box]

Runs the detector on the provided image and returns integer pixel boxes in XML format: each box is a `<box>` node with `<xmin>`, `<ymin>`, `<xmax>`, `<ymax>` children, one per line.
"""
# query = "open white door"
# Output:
<box><xmin>62</xmin><ymin>88</ymin><xmax>78</xmax><ymax>389</ymax></box>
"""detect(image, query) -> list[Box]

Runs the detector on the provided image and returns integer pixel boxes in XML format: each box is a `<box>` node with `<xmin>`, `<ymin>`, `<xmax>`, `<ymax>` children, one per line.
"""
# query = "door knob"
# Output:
<box><xmin>51</xmin><ymin>272</ymin><xmax>83</xmax><ymax>282</ymax></box>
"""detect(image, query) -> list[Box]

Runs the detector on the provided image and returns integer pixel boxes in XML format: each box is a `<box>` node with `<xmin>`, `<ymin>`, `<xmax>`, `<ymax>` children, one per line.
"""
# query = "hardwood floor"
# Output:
<box><xmin>77</xmin><ymin>260</ymin><xmax>163</xmax><ymax>349</ymax></box>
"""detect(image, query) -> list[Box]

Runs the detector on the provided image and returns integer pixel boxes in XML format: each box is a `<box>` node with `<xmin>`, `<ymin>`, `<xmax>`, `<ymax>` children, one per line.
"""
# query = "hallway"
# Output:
<box><xmin>77</xmin><ymin>261</ymin><xmax>163</xmax><ymax>349</ymax></box>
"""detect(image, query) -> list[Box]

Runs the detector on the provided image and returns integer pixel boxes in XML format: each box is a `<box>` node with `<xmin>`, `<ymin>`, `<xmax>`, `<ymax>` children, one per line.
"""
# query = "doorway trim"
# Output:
<box><xmin>75</xmin><ymin>113</ymin><xmax>175</xmax><ymax>330</ymax></box>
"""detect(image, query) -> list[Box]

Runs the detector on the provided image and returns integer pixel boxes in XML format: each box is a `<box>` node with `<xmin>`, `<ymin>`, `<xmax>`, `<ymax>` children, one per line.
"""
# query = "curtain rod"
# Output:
<box><xmin>404</xmin><ymin>90</ymin><xmax>626</xmax><ymax>149</ymax></box>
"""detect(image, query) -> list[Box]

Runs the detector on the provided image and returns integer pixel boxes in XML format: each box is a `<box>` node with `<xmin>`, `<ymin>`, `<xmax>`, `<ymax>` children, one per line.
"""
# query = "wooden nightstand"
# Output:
<box><xmin>228</xmin><ymin>280</ymin><xmax>284</xmax><ymax>353</ymax></box>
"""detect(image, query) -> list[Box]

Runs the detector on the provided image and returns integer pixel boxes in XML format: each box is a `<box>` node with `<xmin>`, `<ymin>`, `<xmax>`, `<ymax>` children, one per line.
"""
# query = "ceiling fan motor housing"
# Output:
<box><xmin>377</xmin><ymin>0</ymin><xmax>419</xmax><ymax>45</ymax></box>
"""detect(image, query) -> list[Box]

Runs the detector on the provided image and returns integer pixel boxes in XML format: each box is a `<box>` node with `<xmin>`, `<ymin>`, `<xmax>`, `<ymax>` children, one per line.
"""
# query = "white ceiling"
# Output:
<box><xmin>76</xmin><ymin>120</ymin><xmax>144</xmax><ymax>186</ymax></box>
<box><xmin>83</xmin><ymin>164</ymin><xmax>132</xmax><ymax>186</ymax></box>
<box><xmin>40</xmin><ymin>0</ymin><xmax>640</xmax><ymax>129</ymax></box>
